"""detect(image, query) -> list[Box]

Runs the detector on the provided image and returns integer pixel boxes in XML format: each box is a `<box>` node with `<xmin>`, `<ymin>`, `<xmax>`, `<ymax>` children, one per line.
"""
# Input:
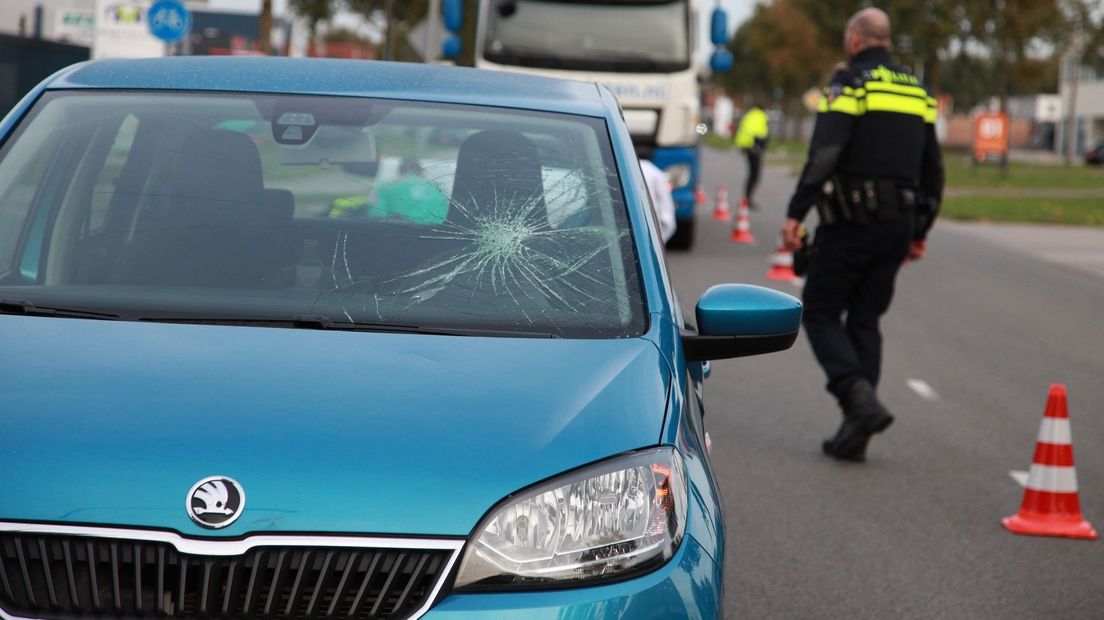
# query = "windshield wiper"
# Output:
<box><xmin>0</xmin><ymin>299</ymin><xmax>122</xmax><ymax>320</ymax></box>
<box><xmin>297</xmin><ymin>316</ymin><xmax>557</xmax><ymax>338</ymax></box>
<box><xmin>139</xmin><ymin>314</ymin><xmax>557</xmax><ymax>338</ymax></box>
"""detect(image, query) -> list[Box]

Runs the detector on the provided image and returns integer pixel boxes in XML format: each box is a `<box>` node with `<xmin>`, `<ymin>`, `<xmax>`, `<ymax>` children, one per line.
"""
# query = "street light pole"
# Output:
<box><xmin>1061</xmin><ymin>33</ymin><xmax>1085</xmax><ymax>166</ymax></box>
<box><xmin>424</xmin><ymin>0</ymin><xmax>441</xmax><ymax>63</ymax></box>
<box><xmin>259</xmin><ymin>0</ymin><xmax>273</xmax><ymax>55</ymax></box>
<box><xmin>385</xmin><ymin>0</ymin><xmax>394</xmax><ymax>60</ymax></box>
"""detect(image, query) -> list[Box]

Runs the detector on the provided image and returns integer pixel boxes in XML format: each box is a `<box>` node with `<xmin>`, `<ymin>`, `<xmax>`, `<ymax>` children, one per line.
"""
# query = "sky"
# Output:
<box><xmin>206</xmin><ymin>0</ymin><xmax>755</xmax><ymax>59</ymax></box>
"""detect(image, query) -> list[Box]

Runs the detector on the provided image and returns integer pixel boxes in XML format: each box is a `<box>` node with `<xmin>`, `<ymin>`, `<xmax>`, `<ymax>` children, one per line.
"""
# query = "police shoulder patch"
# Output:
<box><xmin>823</xmin><ymin>65</ymin><xmax>852</xmax><ymax>103</ymax></box>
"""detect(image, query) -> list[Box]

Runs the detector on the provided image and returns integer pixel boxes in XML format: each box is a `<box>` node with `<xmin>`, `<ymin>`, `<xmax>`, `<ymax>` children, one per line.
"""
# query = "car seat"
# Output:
<box><xmin>110</xmin><ymin>128</ymin><xmax>294</xmax><ymax>288</ymax></box>
<box><xmin>398</xmin><ymin>129</ymin><xmax>556</xmax><ymax>314</ymax></box>
<box><xmin>450</xmin><ymin>129</ymin><xmax>548</xmax><ymax>230</ymax></box>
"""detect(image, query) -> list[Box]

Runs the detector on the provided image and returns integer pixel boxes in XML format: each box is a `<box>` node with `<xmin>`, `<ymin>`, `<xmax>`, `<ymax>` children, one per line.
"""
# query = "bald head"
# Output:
<box><xmin>844</xmin><ymin>8</ymin><xmax>891</xmax><ymax>57</ymax></box>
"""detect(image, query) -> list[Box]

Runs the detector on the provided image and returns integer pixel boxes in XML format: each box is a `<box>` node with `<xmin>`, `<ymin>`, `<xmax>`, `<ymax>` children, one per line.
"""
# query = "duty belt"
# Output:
<box><xmin>817</xmin><ymin>177</ymin><xmax>917</xmax><ymax>225</ymax></box>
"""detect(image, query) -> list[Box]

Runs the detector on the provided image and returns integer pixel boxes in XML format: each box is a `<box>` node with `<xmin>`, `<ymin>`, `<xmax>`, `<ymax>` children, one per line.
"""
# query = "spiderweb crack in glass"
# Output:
<box><xmin>325</xmin><ymin>165</ymin><xmax>627</xmax><ymax>328</ymax></box>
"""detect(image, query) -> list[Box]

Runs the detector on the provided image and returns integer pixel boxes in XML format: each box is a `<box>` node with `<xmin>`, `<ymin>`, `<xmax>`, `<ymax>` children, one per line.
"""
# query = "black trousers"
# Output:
<box><xmin>743</xmin><ymin>148</ymin><xmax>761</xmax><ymax>202</ymax></box>
<box><xmin>802</xmin><ymin>218</ymin><xmax>913</xmax><ymax>401</ymax></box>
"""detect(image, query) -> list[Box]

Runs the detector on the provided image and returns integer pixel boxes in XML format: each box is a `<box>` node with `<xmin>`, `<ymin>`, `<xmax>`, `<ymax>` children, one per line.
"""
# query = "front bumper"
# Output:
<box><xmin>425</xmin><ymin>535</ymin><xmax>720</xmax><ymax>619</ymax></box>
<box><xmin>649</xmin><ymin>145</ymin><xmax>699</xmax><ymax>220</ymax></box>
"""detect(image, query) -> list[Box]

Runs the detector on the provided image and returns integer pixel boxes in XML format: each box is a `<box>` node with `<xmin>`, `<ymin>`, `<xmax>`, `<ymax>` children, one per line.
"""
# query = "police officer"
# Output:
<box><xmin>734</xmin><ymin>102</ymin><xmax>770</xmax><ymax>209</ymax></box>
<box><xmin>780</xmin><ymin>8</ymin><xmax>943</xmax><ymax>462</ymax></box>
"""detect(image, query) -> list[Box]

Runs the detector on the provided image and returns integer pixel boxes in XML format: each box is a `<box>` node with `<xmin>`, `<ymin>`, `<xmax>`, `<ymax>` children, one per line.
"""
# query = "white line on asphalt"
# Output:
<box><xmin>1009</xmin><ymin>470</ymin><xmax>1029</xmax><ymax>488</ymax></box>
<box><xmin>906</xmin><ymin>379</ymin><xmax>939</xmax><ymax>401</ymax></box>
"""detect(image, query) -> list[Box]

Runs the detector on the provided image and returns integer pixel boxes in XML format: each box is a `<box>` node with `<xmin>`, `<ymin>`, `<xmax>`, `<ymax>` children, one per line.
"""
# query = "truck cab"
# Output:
<box><xmin>475</xmin><ymin>0</ymin><xmax>705</xmax><ymax>248</ymax></box>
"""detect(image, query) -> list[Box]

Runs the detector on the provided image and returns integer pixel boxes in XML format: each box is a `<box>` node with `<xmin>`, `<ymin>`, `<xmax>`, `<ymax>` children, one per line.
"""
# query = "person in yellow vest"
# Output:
<box><xmin>734</xmin><ymin>103</ymin><xmax>770</xmax><ymax>209</ymax></box>
<box><xmin>328</xmin><ymin>158</ymin><xmax>448</xmax><ymax>225</ymax></box>
<box><xmin>368</xmin><ymin>159</ymin><xmax>449</xmax><ymax>225</ymax></box>
<box><xmin>780</xmin><ymin>8</ymin><xmax>943</xmax><ymax>463</ymax></box>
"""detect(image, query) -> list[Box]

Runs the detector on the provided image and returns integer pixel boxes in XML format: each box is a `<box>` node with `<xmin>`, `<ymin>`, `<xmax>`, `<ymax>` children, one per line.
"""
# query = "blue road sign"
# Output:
<box><xmin>148</xmin><ymin>0</ymin><xmax>191</xmax><ymax>43</ymax></box>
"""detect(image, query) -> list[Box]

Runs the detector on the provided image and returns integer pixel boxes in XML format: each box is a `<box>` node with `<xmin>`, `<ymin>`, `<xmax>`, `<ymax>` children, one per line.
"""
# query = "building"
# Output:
<box><xmin>1057</xmin><ymin>60</ymin><xmax>1104</xmax><ymax>156</ymax></box>
<box><xmin>0</xmin><ymin>0</ymin><xmax>94</xmax><ymax>111</ymax></box>
<box><xmin>1</xmin><ymin>0</ymin><xmax>95</xmax><ymax>45</ymax></box>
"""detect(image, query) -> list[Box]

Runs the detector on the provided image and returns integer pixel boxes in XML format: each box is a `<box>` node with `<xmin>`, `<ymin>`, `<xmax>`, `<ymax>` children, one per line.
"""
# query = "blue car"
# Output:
<box><xmin>0</xmin><ymin>58</ymin><xmax>801</xmax><ymax>619</ymax></box>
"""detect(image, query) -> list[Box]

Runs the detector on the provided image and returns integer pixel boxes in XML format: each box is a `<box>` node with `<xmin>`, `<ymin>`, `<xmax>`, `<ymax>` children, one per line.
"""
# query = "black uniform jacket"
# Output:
<box><xmin>787</xmin><ymin>47</ymin><xmax>944</xmax><ymax>239</ymax></box>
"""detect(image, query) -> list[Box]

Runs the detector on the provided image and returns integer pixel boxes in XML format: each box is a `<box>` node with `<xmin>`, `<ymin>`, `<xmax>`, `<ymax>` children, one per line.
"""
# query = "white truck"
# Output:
<box><xmin>469</xmin><ymin>0</ymin><xmax>729</xmax><ymax>249</ymax></box>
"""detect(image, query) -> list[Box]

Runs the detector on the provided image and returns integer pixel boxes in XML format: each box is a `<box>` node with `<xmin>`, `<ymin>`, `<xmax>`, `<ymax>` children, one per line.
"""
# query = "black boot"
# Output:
<box><xmin>822</xmin><ymin>380</ymin><xmax>894</xmax><ymax>461</ymax></box>
<box><xmin>822</xmin><ymin>429</ymin><xmax>870</xmax><ymax>462</ymax></box>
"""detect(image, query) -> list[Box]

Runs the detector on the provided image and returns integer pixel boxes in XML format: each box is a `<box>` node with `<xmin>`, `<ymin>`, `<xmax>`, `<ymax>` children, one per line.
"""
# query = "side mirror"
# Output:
<box><xmin>683</xmin><ymin>284</ymin><xmax>802</xmax><ymax>362</ymax></box>
<box><xmin>444</xmin><ymin>0</ymin><xmax>464</xmax><ymax>31</ymax></box>
<box><xmin>442</xmin><ymin>35</ymin><xmax>462</xmax><ymax>58</ymax></box>
<box><xmin>710</xmin><ymin>50</ymin><xmax>733</xmax><ymax>74</ymax></box>
<box><xmin>710</xmin><ymin>8</ymin><xmax>728</xmax><ymax>46</ymax></box>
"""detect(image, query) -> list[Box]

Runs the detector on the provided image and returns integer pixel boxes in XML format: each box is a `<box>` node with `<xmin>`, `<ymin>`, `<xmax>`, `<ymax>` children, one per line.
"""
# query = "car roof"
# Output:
<box><xmin>45</xmin><ymin>57</ymin><xmax>612</xmax><ymax>118</ymax></box>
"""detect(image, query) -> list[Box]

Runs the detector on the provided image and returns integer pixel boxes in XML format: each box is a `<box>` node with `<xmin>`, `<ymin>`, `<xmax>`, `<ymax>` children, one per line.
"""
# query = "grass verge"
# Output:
<box><xmin>942</xmin><ymin>196</ymin><xmax>1104</xmax><ymax>226</ymax></box>
<box><xmin>943</xmin><ymin>153</ymin><xmax>1103</xmax><ymax>190</ymax></box>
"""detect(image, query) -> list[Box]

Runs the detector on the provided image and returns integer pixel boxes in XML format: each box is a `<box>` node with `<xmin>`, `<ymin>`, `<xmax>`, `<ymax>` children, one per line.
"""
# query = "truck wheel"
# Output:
<box><xmin>666</xmin><ymin>218</ymin><xmax>695</xmax><ymax>250</ymax></box>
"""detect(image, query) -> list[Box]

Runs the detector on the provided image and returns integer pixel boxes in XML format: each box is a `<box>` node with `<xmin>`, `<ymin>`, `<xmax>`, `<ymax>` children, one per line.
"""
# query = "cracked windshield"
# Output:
<box><xmin>0</xmin><ymin>92</ymin><xmax>645</xmax><ymax>338</ymax></box>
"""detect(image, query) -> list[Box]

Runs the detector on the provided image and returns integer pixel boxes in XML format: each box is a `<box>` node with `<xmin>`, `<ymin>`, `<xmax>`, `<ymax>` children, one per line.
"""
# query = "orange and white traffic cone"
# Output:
<box><xmin>729</xmin><ymin>198</ymin><xmax>755</xmax><ymax>244</ymax></box>
<box><xmin>765</xmin><ymin>237</ymin><xmax>799</xmax><ymax>282</ymax></box>
<box><xmin>712</xmin><ymin>185</ymin><xmax>731</xmax><ymax>221</ymax></box>
<box><xmin>1002</xmin><ymin>384</ymin><xmax>1097</xmax><ymax>540</ymax></box>
<box><xmin>695</xmin><ymin>185</ymin><xmax>707</xmax><ymax>206</ymax></box>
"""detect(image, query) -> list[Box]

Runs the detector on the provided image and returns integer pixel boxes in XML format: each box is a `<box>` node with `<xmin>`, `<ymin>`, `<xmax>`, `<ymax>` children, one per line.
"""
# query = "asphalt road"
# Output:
<box><xmin>670</xmin><ymin>147</ymin><xmax>1104</xmax><ymax>619</ymax></box>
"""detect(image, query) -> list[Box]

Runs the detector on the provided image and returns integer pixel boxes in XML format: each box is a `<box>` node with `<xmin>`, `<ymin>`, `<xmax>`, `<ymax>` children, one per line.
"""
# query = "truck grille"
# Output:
<box><xmin>0</xmin><ymin>530</ymin><xmax>457</xmax><ymax>620</ymax></box>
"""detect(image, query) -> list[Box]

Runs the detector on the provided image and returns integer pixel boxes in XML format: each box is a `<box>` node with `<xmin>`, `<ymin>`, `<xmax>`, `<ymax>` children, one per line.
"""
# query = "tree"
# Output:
<box><xmin>341</xmin><ymin>0</ymin><xmax>479</xmax><ymax>65</ymax></box>
<box><xmin>344</xmin><ymin>0</ymin><xmax>429</xmax><ymax>60</ymax></box>
<box><xmin>288</xmin><ymin>0</ymin><xmax>336</xmax><ymax>54</ymax></box>
<box><xmin>937</xmin><ymin>52</ymin><xmax>996</xmax><ymax>111</ymax></box>
<box><xmin>733</xmin><ymin>0</ymin><xmax>837</xmax><ymax>139</ymax></box>
<box><xmin>729</xmin><ymin>0</ymin><xmax>1087</xmax><ymax>113</ymax></box>
<box><xmin>789</xmin><ymin>0</ymin><xmax>966</xmax><ymax>90</ymax></box>
<box><xmin>719</xmin><ymin>12</ymin><xmax>775</xmax><ymax>103</ymax></box>
<box><xmin>881</xmin><ymin>0</ymin><xmax>966</xmax><ymax>88</ymax></box>
<box><xmin>965</xmin><ymin>0</ymin><xmax>1070</xmax><ymax>111</ymax></box>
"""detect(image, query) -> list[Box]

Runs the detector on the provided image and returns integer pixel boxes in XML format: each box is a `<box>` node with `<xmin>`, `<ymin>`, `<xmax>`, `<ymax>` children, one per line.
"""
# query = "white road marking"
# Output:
<box><xmin>907</xmin><ymin>379</ymin><xmax>939</xmax><ymax>401</ymax></box>
<box><xmin>1009</xmin><ymin>470</ymin><xmax>1029</xmax><ymax>488</ymax></box>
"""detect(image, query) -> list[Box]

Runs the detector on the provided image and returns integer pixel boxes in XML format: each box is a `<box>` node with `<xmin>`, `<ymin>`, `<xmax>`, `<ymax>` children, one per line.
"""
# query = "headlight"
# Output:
<box><xmin>664</xmin><ymin>164</ymin><xmax>692</xmax><ymax>189</ymax></box>
<box><xmin>454</xmin><ymin>447</ymin><xmax>687</xmax><ymax>591</ymax></box>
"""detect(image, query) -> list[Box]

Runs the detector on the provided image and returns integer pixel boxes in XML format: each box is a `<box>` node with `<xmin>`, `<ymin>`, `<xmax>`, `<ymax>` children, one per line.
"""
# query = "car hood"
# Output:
<box><xmin>0</xmin><ymin>316</ymin><xmax>669</xmax><ymax>537</ymax></box>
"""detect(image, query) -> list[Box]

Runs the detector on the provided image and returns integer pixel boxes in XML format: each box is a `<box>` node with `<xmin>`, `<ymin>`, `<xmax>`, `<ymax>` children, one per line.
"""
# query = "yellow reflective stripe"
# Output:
<box><xmin>924</xmin><ymin>97</ymin><xmax>938</xmax><ymax>124</ymax></box>
<box><xmin>863</xmin><ymin>81</ymin><xmax>929</xmax><ymax>98</ymax></box>
<box><xmin>818</xmin><ymin>94</ymin><xmax>863</xmax><ymax>116</ymax></box>
<box><xmin>865</xmin><ymin>92</ymin><xmax>927</xmax><ymax>119</ymax></box>
<box><xmin>842</xmin><ymin>86</ymin><xmax>866</xmax><ymax>97</ymax></box>
<box><xmin>869</xmin><ymin>65</ymin><xmax>921</xmax><ymax>86</ymax></box>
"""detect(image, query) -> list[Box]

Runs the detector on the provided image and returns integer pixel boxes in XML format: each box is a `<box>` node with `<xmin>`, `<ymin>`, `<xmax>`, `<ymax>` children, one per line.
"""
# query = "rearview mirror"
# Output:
<box><xmin>277</xmin><ymin>126</ymin><xmax>378</xmax><ymax>166</ymax></box>
<box><xmin>683</xmin><ymin>284</ymin><xmax>802</xmax><ymax>361</ymax></box>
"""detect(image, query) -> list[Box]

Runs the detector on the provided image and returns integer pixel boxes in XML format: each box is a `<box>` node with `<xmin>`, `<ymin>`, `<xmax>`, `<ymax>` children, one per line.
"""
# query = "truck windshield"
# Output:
<box><xmin>0</xmin><ymin>91</ymin><xmax>646</xmax><ymax>339</ymax></box>
<box><xmin>483</xmin><ymin>0</ymin><xmax>690</xmax><ymax>72</ymax></box>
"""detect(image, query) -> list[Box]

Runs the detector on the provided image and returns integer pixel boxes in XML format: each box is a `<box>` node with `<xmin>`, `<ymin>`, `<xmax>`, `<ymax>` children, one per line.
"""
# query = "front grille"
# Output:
<box><xmin>0</xmin><ymin>532</ymin><xmax>454</xmax><ymax>620</ymax></box>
